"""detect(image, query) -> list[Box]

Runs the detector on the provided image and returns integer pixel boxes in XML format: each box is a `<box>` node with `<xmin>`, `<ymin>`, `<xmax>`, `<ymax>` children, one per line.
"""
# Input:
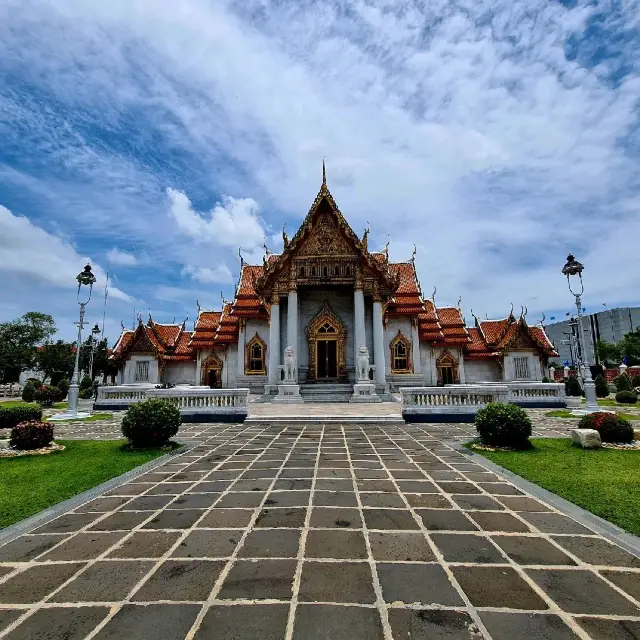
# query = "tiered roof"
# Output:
<box><xmin>111</xmin><ymin>318</ymin><xmax>194</xmax><ymax>362</ymax></box>
<box><xmin>464</xmin><ymin>312</ymin><xmax>558</xmax><ymax>359</ymax></box>
<box><xmin>189</xmin><ymin>311</ymin><xmax>221</xmax><ymax>349</ymax></box>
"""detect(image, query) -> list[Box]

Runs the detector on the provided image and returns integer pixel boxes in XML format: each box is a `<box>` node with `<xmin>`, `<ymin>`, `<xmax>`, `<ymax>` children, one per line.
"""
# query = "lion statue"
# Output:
<box><xmin>357</xmin><ymin>345</ymin><xmax>370</xmax><ymax>382</ymax></box>
<box><xmin>284</xmin><ymin>346</ymin><xmax>297</xmax><ymax>383</ymax></box>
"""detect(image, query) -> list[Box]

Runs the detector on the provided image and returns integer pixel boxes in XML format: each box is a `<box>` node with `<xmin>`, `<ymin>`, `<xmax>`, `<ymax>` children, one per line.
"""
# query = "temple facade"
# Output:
<box><xmin>110</xmin><ymin>171</ymin><xmax>558</xmax><ymax>396</ymax></box>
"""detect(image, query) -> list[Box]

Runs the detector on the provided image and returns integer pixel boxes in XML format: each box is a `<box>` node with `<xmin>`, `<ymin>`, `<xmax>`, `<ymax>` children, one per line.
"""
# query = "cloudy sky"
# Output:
<box><xmin>1</xmin><ymin>0</ymin><xmax>639</xmax><ymax>343</ymax></box>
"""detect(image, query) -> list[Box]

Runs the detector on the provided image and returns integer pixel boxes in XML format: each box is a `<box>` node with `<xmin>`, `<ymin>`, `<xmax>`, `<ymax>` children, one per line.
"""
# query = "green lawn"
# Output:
<box><xmin>0</xmin><ymin>440</ymin><xmax>173</xmax><ymax>528</ymax></box>
<box><xmin>1</xmin><ymin>401</ymin><xmax>68</xmax><ymax>409</ymax></box>
<box><xmin>546</xmin><ymin>409</ymin><xmax>639</xmax><ymax>421</ymax></box>
<box><xmin>597</xmin><ymin>398</ymin><xmax>639</xmax><ymax>408</ymax></box>
<box><xmin>467</xmin><ymin>438</ymin><xmax>640</xmax><ymax>536</ymax></box>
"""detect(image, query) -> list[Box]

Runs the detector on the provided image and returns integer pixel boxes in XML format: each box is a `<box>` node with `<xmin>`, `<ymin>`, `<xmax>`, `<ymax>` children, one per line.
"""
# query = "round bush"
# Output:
<box><xmin>594</xmin><ymin>374</ymin><xmax>610</xmax><ymax>398</ymax></box>
<box><xmin>578</xmin><ymin>412</ymin><xmax>634</xmax><ymax>443</ymax></box>
<box><xmin>34</xmin><ymin>384</ymin><xmax>57</xmax><ymax>407</ymax></box>
<box><xmin>10</xmin><ymin>421</ymin><xmax>54</xmax><ymax>450</ymax></box>
<box><xmin>475</xmin><ymin>403</ymin><xmax>532</xmax><ymax>449</ymax></box>
<box><xmin>121</xmin><ymin>399</ymin><xmax>181</xmax><ymax>447</ymax></box>
<box><xmin>615</xmin><ymin>390</ymin><xmax>637</xmax><ymax>404</ymax></box>
<box><xmin>21</xmin><ymin>381</ymin><xmax>36</xmax><ymax>403</ymax></box>
<box><xmin>0</xmin><ymin>405</ymin><xmax>43</xmax><ymax>429</ymax></box>
<box><xmin>78</xmin><ymin>376</ymin><xmax>93</xmax><ymax>400</ymax></box>
<box><xmin>614</xmin><ymin>374</ymin><xmax>633</xmax><ymax>393</ymax></box>
<box><xmin>631</xmin><ymin>375</ymin><xmax>640</xmax><ymax>388</ymax></box>
<box><xmin>565</xmin><ymin>375</ymin><xmax>582</xmax><ymax>397</ymax></box>
<box><xmin>541</xmin><ymin>376</ymin><xmax>550</xmax><ymax>383</ymax></box>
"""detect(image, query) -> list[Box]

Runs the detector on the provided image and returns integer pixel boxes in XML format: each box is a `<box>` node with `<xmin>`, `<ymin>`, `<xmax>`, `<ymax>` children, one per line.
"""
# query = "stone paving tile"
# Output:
<box><xmin>2</xmin><ymin>420</ymin><xmax>640</xmax><ymax>640</ymax></box>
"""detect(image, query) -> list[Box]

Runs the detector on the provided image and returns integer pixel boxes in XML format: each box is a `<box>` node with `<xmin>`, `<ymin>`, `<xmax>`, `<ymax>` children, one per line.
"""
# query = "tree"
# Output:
<box><xmin>617</xmin><ymin>328</ymin><xmax>640</xmax><ymax>366</ymax></box>
<box><xmin>0</xmin><ymin>312</ymin><xmax>56</xmax><ymax>382</ymax></box>
<box><xmin>596</xmin><ymin>340</ymin><xmax>621</xmax><ymax>368</ymax></box>
<box><xmin>36</xmin><ymin>340</ymin><xmax>76</xmax><ymax>382</ymax></box>
<box><xmin>594</xmin><ymin>374</ymin><xmax>609</xmax><ymax>398</ymax></box>
<box><xmin>79</xmin><ymin>337</ymin><xmax>110</xmax><ymax>379</ymax></box>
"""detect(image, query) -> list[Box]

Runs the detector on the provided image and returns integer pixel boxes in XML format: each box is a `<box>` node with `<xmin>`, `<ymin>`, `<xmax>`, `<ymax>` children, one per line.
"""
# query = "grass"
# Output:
<box><xmin>467</xmin><ymin>438</ymin><xmax>640</xmax><ymax>536</ymax></box>
<box><xmin>0</xmin><ymin>401</ymin><xmax>68</xmax><ymax>409</ymax></box>
<box><xmin>45</xmin><ymin>413</ymin><xmax>113</xmax><ymax>423</ymax></box>
<box><xmin>597</xmin><ymin>397</ymin><xmax>640</xmax><ymax>408</ymax></box>
<box><xmin>546</xmin><ymin>409</ymin><xmax>639</xmax><ymax>421</ymax></box>
<box><xmin>0</xmin><ymin>440</ymin><xmax>176</xmax><ymax>528</ymax></box>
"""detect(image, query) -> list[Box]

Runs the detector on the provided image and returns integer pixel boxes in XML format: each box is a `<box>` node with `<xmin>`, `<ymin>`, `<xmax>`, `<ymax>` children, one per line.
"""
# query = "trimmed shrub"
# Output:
<box><xmin>57</xmin><ymin>378</ymin><xmax>70</xmax><ymax>400</ymax></box>
<box><xmin>78</xmin><ymin>376</ymin><xmax>93</xmax><ymax>400</ymax></box>
<box><xmin>614</xmin><ymin>374</ymin><xmax>633</xmax><ymax>393</ymax></box>
<box><xmin>594</xmin><ymin>374</ymin><xmax>610</xmax><ymax>398</ymax></box>
<box><xmin>121</xmin><ymin>399</ymin><xmax>181</xmax><ymax>447</ymax></box>
<box><xmin>578</xmin><ymin>412</ymin><xmax>634</xmax><ymax>443</ymax></box>
<box><xmin>631</xmin><ymin>375</ymin><xmax>640</xmax><ymax>388</ymax></box>
<box><xmin>34</xmin><ymin>384</ymin><xmax>58</xmax><ymax>407</ymax></box>
<box><xmin>50</xmin><ymin>370</ymin><xmax>66</xmax><ymax>387</ymax></box>
<box><xmin>541</xmin><ymin>376</ymin><xmax>550</xmax><ymax>383</ymax></box>
<box><xmin>10</xmin><ymin>421</ymin><xmax>54</xmax><ymax>450</ymax></box>
<box><xmin>21</xmin><ymin>381</ymin><xmax>36</xmax><ymax>403</ymax></box>
<box><xmin>0</xmin><ymin>405</ymin><xmax>43</xmax><ymax>429</ymax></box>
<box><xmin>615</xmin><ymin>390</ymin><xmax>637</xmax><ymax>404</ymax></box>
<box><xmin>565</xmin><ymin>375</ymin><xmax>582</xmax><ymax>397</ymax></box>
<box><xmin>475</xmin><ymin>403</ymin><xmax>532</xmax><ymax>449</ymax></box>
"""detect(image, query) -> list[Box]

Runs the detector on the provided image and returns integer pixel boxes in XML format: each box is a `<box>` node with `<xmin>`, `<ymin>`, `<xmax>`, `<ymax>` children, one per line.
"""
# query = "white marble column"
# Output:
<box><xmin>237</xmin><ymin>321</ymin><xmax>245</xmax><ymax>378</ymax></box>
<box><xmin>372</xmin><ymin>300</ymin><xmax>386</xmax><ymax>384</ymax></box>
<box><xmin>354</xmin><ymin>289</ymin><xmax>366</xmax><ymax>372</ymax></box>
<box><xmin>411</xmin><ymin>321</ymin><xmax>421</xmax><ymax>374</ymax></box>
<box><xmin>287</xmin><ymin>288</ymin><xmax>298</xmax><ymax>359</ymax></box>
<box><xmin>458</xmin><ymin>350</ymin><xmax>466</xmax><ymax>383</ymax></box>
<box><xmin>268</xmin><ymin>301</ymin><xmax>280</xmax><ymax>385</ymax></box>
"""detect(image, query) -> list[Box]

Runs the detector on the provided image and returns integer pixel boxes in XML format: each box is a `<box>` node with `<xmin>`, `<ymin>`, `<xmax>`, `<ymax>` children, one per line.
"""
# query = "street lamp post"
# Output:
<box><xmin>561</xmin><ymin>255</ymin><xmax>599</xmax><ymax>414</ymax></box>
<box><xmin>89</xmin><ymin>323</ymin><xmax>101</xmax><ymax>381</ymax></box>
<box><xmin>50</xmin><ymin>264</ymin><xmax>96</xmax><ymax>421</ymax></box>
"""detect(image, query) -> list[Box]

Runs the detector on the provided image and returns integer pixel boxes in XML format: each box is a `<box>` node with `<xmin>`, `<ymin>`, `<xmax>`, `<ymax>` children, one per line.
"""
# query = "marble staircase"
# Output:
<box><xmin>299</xmin><ymin>383</ymin><xmax>353</xmax><ymax>403</ymax></box>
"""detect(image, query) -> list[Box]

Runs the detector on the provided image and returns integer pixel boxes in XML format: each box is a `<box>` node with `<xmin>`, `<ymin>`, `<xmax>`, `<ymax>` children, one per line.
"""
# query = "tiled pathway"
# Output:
<box><xmin>1</xmin><ymin>423</ymin><xmax>639</xmax><ymax>639</ymax></box>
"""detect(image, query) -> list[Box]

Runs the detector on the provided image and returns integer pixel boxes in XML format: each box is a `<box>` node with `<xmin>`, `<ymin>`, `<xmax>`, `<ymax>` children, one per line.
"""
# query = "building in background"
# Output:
<box><xmin>545</xmin><ymin>306</ymin><xmax>640</xmax><ymax>366</ymax></box>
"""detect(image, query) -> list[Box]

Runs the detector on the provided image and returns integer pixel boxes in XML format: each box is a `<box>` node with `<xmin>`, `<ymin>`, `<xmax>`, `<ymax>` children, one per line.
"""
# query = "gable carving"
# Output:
<box><xmin>129</xmin><ymin>328</ymin><xmax>156</xmax><ymax>355</ymax></box>
<box><xmin>504</xmin><ymin>325</ymin><xmax>538</xmax><ymax>351</ymax></box>
<box><xmin>297</xmin><ymin>212</ymin><xmax>356</xmax><ymax>257</ymax></box>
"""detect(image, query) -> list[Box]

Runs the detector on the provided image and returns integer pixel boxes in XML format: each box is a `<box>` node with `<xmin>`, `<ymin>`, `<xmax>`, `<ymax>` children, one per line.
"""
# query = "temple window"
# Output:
<box><xmin>323</xmin><ymin>266</ymin><xmax>328</xmax><ymax>277</ymax></box>
<box><xmin>390</xmin><ymin>332</ymin><xmax>411</xmax><ymax>373</ymax></box>
<box><xmin>245</xmin><ymin>334</ymin><xmax>267</xmax><ymax>374</ymax></box>
<box><xmin>134</xmin><ymin>361</ymin><xmax>150</xmax><ymax>382</ymax></box>
<box><xmin>312</xmin><ymin>266</ymin><xmax>317</xmax><ymax>276</ymax></box>
<box><xmin>514</xmin><ymin>356</ymin><xmax>530</xmax><ymax>379</ymax></box>
<box><xmin>300</xmin><ymin>266</ymin><xmax>306</xmax><ymax>277</ymax></box>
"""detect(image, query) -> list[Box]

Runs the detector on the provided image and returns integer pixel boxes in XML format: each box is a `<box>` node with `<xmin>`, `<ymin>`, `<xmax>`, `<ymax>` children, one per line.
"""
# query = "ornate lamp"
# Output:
<box><xmin>561</xmin><ymin>254</ymin><xmax>598</xmax><ymax>414</ymax></box>
<box><xmin>50</xmin><ymin>264</ymin><xmax>96</xmax><ymax>421</ymax></box>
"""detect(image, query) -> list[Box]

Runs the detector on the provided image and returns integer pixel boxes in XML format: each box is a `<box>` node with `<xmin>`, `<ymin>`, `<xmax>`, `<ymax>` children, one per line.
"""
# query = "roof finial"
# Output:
<box><xmin>509</xmin><ymin>302</ymin><xmax>514</xmax><ymax>319</ymax></box>
<box><xmin>384</xmin><ymin>236</ymin><xmax>390</xmax><ymax>260</ymax></box>
<box><xmin>362</xmin><ymin>222</ymin><xmax>370</xmax><ymax>251</ymax></box>
<box><xmin>221</xmin><ymin>290</ymin><xmax>227</xmax><ymax>307</ymax></box>
<box><xmin>263</xmin><ymin>237</ymin><xmax>272</xmax><ymax>256</ymax></box>
<box><xmin>238</xmin><ymin>247</ymin><xmax>244</xmax><ymax>267</ymax></box>
<box><xmin>196</xmin><ymin>299</ymin><xmax>201</xmax><ymax>314</ymax></box>
<box><xmin>282</xmin><ymin>223</ymin><xmax>289</xmax><ymax>250</ymax></box>
<box><xmin>431</xmin><ymin>286</ymin><xmax>437</xmax><ymax>304</ymax></box>
<box><xmin>457</xmin><ymin>296</ymin><xmax>462</xmax><ymax>311</ymax></box>
<box><xmin>120</xmin><ymin>320</ymin><xmax>125</xmax><ymax>331</ymax></box>
<box><xmin>409</xmin><ymin>244</ymin><xmax>417</xmax><ymax>264</ymax></box>
<box><xmin>322</xmin><ymin>157</ymin><xmax>326</xmax><ymax>186</ymax></box>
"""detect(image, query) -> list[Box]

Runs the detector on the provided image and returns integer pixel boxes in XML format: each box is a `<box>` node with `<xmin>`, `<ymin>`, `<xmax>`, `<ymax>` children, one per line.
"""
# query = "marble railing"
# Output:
<box><xmin>95</xmin><ymin>386</ymin><xmax>250</xmax><ymax>421</ymax></box>
<box><xmin>507</xmin><ymin>382</ymin><xmax>565</xmax><ymax>406</ymax></box>
<box><xmin>401</xmin><ymin>385</ymin><xmax>509</xmax><ymax>417</ymax></box>
<box><xmin>145</xmin><ymin>388</ymin><xmax>249</xmax><ymax>412</ymax></box>
<box><xmin>95</xmin><ymin>385</ymin><xmax>154</xmax><ymax>406</ymax></box>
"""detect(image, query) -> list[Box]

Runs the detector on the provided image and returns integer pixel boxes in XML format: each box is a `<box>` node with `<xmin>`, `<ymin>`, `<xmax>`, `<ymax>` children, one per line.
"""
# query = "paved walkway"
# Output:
<box><xmin>1</xmin><ymin>423</ymin><xmax>639</xmax><ymax>639</ymax></box>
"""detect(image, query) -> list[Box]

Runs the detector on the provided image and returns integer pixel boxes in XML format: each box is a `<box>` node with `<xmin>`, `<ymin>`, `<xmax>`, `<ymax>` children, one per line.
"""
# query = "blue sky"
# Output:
<box><xmin>1</xmin><ymin>0</ymin><xmax>639</xmax><ymax>343</ymax></box>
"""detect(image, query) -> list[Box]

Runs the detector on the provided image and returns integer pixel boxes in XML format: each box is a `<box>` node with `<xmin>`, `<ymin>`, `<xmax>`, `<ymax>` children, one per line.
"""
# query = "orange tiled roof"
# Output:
<box><xmin>215</xmin><ymin>303</ymin><xmax>240</xmax><ymax>344</ymax></box>
<box><xmin>111</xmin><ymin>320</ymin><xmax>195</xmax><ymax>361</ymax></box>
<box><xmin>232</xmin><ymin>265</ymin><xmax>267</xmax><ymax>318</ymax></box>
<box><xmin>190</xmin><ymin>310</ymin><xmax>221</xmax><ymax>349</ymax></box>
<box><xmin>530</xmin><ymin>326</ymin><xmax>558</xmax><ymax>356</ymax></box>
<box><xmin>387</xmin><ymin>263</ymin><xmax>424</xmax><ymax>315</ymax></box>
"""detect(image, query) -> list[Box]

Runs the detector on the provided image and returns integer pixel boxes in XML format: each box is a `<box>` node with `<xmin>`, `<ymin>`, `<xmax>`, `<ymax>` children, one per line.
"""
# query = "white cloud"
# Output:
<box><xmin>0</xmin><ymin>204</ymin><xmax>131</xmax><ymax>303</ymax></box>
<box><xmin>168</xmin><ymin>188</ymin><xmax>267</xmax><ymax>251</ymax></box>
<box><xmin>0</xmin><ymin>0</ymin><xmax>639</xmax><ymax>323</ymax></box>
<box><xmin>181</xmin><ymin>263</ymin><xmax>234</xmax><ymax>284</ymax></box>
<box><xmin>107</xmin><ymin>247</ymin><xmax>137</xmax><ymax>266</ymax></box>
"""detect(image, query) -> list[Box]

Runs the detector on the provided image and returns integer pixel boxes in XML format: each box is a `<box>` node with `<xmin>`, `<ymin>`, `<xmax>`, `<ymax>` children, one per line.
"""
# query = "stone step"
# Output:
<box><xmin>299</xmin><ymin>384</ymin><xmax>353</xmax><ymax>403</ymax></box>
<box><xmin>244</xmin><ymin>416</ymin><xmax>405</xmax><ymax>425</ymax></box>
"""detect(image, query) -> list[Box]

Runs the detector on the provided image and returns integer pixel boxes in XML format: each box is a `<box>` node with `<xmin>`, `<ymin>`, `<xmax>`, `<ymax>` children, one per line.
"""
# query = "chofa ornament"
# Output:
<box><xmin>357</xmin><ymin>345</ymin><xmax>371</xmax><ymax>382</ymax></box>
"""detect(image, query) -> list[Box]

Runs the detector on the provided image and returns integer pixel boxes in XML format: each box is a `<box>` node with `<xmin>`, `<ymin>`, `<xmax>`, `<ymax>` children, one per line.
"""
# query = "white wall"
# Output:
<box><xmin>419</xmin><ymin>343</ymin><xmax>436</xmax><ymax>385</ymax></box>
<box><xmin>163</xmin><ymin>361</ymin><xmax>197</xmax><ymax>385</ymax></box>
<box><xmin>503</xmin><ymin>350</ymin><xmax>543</xmax><ymax>381</ymax></box>
<box><xmin>464</xmin><ymin>359</ymin><xmax>502</xmax><ymax>383</ymax></box>
<box><xmin>245</xmin><ymin>319</ymin><xmax>270</xmax><ymax>374</ymax></box>
<box><xmin>122</xmin><ymin>355</ymin><xmax>160</xmax><ymax>385</ymax></box>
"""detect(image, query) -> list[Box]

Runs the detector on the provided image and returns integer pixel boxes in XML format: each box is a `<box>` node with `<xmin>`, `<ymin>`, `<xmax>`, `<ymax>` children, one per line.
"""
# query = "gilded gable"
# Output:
<box><xmin>297</xmin><ymin>211</ymin><xmax>356</xmax><ymax>257</ymax></box>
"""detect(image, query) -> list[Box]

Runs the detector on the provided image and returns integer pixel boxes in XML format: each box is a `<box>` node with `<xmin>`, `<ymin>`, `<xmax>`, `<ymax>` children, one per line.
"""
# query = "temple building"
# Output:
<box><xmin>110</xmin><ymin>168</ymin><xmax>558</xmax><ymax>397</ymax></box>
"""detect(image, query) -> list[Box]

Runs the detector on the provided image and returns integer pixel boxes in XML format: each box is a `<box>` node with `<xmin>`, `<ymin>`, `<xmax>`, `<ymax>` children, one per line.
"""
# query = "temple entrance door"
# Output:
<box><xmin>207</xmin><ymin>369</ymin><xmax>220</xmax><ymax>389</ymax></box>
<box><xmin>316</xmin><ymin>339</ymin><xmax>338</xmax><ymax>379</ymax></box>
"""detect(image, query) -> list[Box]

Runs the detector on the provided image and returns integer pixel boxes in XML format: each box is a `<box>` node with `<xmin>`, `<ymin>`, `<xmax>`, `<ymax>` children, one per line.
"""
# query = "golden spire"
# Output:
<box><xmin>322</xmin><ymin>157</ymin><xmax>326</xmax><ymax>186</ymax></box>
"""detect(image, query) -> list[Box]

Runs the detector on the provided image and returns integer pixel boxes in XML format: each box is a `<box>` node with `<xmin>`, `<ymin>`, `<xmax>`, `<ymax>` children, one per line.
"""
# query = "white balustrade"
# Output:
<box><xmin>95</xmin><ymin>385</ymin><xmax>250</xmax><ymax>420</ymax></box>
<box><xmin>401</xmin><ymin>385</ymin><xmax>509</xmax><ymax>418</ymax></box>
<box><xmin>505</xmin><ymin>382</ymin><xmax>565</xmax><ymax>406</ymax></box>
